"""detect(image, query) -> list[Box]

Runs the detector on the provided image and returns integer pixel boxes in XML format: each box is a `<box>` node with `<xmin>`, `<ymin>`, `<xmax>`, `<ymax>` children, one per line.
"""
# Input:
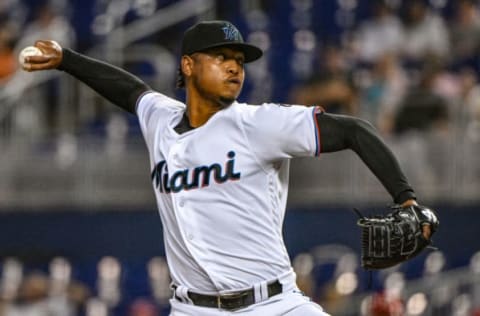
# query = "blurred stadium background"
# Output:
<box><xmin>0</xmin><ymin>0</ymin><xmax>480</xmax><ymax>315</ymax></box>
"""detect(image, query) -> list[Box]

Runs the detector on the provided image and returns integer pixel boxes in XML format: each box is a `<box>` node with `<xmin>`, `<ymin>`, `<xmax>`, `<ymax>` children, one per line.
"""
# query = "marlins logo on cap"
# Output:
<box><xmin>221</xmin><ymin>24</ymin><xmax>241</xmax><ymax>41</ymax></box>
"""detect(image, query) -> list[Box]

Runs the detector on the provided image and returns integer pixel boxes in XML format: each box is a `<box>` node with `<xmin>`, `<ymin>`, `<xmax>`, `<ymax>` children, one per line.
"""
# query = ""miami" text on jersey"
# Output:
<box><xmin>151</xmin><ymin>151</ymin><xmax>241</xmax><ymax>193</ymax></box>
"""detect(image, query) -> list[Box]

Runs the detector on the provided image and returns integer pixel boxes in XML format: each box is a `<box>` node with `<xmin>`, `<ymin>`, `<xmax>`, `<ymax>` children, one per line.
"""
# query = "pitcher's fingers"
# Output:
<box><xmin>21</xmin><ymin>63</ymin><xmax>32</xmax><ymax>71</ymax></box>
<box><xmin>34</xmin><ymin>40</ymin><xmax>52</xmax><ymax>49</ymax></box>
<box><xmin>422</xmin><ymin>224</ymin><xmax>432</xmax><ymax>240</ymax></box>
<box><xmin>25</xmin><ymin>55</ymin><xmax>51</xmax><ymax>63</ymax></box>
<box><xmin>43</xmin><ymin>59</ymin><xmax>60</xmax><ymax>69</ymax></box>
<box><xmin>24</xmin><ymin>63</ymin><xmax>52</xmax><ymax>71</ymax></box>
<box><xmin>35</xmin><ymin>40</ymin><xmax>62</xmax><ymax>55</ymax></box>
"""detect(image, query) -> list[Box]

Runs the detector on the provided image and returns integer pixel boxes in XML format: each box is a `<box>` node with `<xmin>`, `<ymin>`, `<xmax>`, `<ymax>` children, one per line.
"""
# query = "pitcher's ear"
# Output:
<box><xmin>181</xmin><ymin>55</ymin><xmax>194</xmax><ymax>77</ymax></box>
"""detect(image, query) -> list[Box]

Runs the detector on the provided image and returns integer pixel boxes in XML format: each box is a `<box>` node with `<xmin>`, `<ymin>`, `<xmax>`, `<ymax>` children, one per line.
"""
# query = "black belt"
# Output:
<box><xmin>173</xmin><ymin>280</ymin><xmax>283</xmax><ymax>311</ymax></box>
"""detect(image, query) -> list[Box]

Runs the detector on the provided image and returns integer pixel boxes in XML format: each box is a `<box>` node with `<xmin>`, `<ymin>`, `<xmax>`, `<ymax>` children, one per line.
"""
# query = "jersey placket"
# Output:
<box><xmin>168</xmin><ymin>139</ymin><xmax>192</xmax><ymax>240</ymax></box>
<box><xmin>167</xmin><ymin>137</ymin><xmax>218</xmax><ymax>285</ymax></box>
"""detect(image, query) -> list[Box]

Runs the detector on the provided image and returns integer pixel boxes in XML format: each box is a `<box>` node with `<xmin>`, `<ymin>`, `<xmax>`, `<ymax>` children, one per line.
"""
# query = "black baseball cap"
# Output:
<box><xmin>181</xmin><ymin>20</ymin><xmax>263</xmax><ymax>63</ymax></box>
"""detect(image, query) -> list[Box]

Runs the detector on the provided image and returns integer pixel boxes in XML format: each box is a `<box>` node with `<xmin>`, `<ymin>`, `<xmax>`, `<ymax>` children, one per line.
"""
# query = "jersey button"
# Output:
<box><xmin>187</xmin><ymin>234</ymin><xmax>194</xmax><ymax>240</ymax></box>
<box><xmin>178</xmin><ymin>199</ymin><xmax>185</xmax><ymax>207</ymax></box>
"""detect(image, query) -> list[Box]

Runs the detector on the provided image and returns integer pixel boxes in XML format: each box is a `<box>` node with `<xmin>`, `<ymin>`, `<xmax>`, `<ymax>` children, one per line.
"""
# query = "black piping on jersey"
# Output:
<box><xmin>174</xmin><ymin>112</ymin><xmax>195</xmax><ymax>134</ymax></box>
<box><xmin>315</xmin><ymin>112</ymin><xmax>416</xmax><ymax>204</ymax></box>
<box><xmin>58</xmin><ymin>48</ymin><xmax>150</xmax><ymax>114</ymax></box>
<box><xmin>311</xmin><ymin>106</ymin><xmax>322</xmax><ymax>156</ymax></box>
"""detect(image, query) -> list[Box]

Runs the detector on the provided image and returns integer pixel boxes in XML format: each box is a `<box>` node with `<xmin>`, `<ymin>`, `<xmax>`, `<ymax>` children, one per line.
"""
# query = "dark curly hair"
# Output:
<box><xmin>176</xmin><ymin>67</ymin><xmax>185</xmax><ymax>89</ymax></box>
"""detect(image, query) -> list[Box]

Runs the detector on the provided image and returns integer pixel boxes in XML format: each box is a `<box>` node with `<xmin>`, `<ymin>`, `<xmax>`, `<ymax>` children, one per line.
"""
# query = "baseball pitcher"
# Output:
<box><xmin>21</xmin><ymin>20</ymin><xmax>438</xmax><ymax>315</ymax></box>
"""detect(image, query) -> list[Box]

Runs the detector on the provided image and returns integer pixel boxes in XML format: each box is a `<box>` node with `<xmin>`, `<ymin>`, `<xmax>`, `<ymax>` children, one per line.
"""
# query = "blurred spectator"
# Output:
<box><xmin>360</xmin><ymin>53</ymin><xmax>409</xmax><ymax>135</ymax></box>
<box><xmin>3</xmin><ymin>272</ymin><xmax>52</xmax><ymax>316</ymax></box>
<box><xmin>66</xmin><ymin>281</ymin><xmax>91</xmax><ymax>316</ymax></box>
<box><xmin>318</xmin><ymin>281</ymin><xmax>348</xmax><ymax>315</ymax></box>
<box><xmin>128</xmin><ymin>298</ymin><xmax>160</xmax><ymax>316</ymax></box>
<box><xmin>1</xmin><ymin>270</ymin><xmax>91</xmax><ymax>316</ymax></box>
<box><xmin>449</xmin><ymin>0</ymin><xmax>480</xmax><ymax>70</ymax></box>
<box><xmin>392</xmin><ymin>59</ymin><xmax>456</xmax><ymax>185</ymax></box>
<box><xmin>400</xmin><ymin>0</ymin><xmax>449</xmax><ymax>62</ymax></box>
<box><xmin>0</xmin><ymin>0</ymin><xmax>27</xmax><ymax>35</ymax></box>
<box><xmin>393</xmin><ymin>60</ymin><xmax>450</xmax><ymax>135</ymax></box>
<box><xmin>0</xmin><ymin>21</ymin><xmax>16</xmax><ymax>84</ymax></box>
<box><xmin>430</xmin><ymin>66</ymin><xmax>463</xmax><ymax>104</ymax></box>
<box><xmin>289</xmin><ymin>44</ymin><xmax>358</xmax><ymax>115</ymax></box>
<box><xmin>369</xmin><ymin>291</ymin><xmax>404</xmax><ymax>316</ymax></box>
<box><xmin>292</xmin><ymin>253</ymin><xmax>315</xmax><ymax>299</ymax></box>
<box><xmin>14</xmin><ymin>0</ymin><xmax>74</xmax><ymax>51</ymax></box>
<box><xmin>10</xmin><ymin>0</ymin><xmax>75</xmax><ymax>136</ymax></box>
<box><xmin>147</xmin><ymin>257</ymin><xmax>171</xmax><ymax>306</ymax></box>
<box><xmin>355</xmin><ymin>0</ymin><xmax>404</xmax><ymax>64</ymax></box>
<box><xmin>458</xmin><ymin>68</ymin><xmax>480</xmax><ymax>139</ymax></box>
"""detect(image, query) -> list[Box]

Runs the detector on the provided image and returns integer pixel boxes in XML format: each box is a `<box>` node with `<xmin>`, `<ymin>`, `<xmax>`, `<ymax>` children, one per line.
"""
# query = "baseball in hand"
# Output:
<box><xmin>18</xmin><ymin>46</ymin><xmax>43</xmax><ymax>66</ymax></box>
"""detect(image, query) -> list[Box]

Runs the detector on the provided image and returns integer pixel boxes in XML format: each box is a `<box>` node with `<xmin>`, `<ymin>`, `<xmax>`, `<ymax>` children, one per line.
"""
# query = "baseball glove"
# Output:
<box><xmin>356</xmin><ymin>204</ymin><xmax>439</xmax><ymax>270</ymax></box>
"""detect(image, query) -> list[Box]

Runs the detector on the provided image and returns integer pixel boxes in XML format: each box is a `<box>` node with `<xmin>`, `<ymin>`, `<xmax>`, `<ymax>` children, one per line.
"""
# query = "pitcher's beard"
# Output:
<box><xmin>218</xmin><ymin>96</ymin><xmax>235</xmax><ymax>107</ymax></box>
<box><xmin>191</xmin><ymin>77</ymin><xmax>237</xmax><ymax>108</ymax></box>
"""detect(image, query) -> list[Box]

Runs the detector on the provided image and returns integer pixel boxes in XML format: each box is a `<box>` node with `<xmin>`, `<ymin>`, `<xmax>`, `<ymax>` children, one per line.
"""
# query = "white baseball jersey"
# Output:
<box><xmin>136</xmin><ymin>91</ymin><xmax>321</xmax><ymax>294</ymax></box>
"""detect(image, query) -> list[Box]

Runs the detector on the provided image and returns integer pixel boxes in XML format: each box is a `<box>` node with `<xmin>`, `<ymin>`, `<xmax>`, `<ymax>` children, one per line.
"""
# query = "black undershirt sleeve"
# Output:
<box><xmin>58</xmin><ymin>48</ymin><xmax>151</xmax><ymax>114</ymax></box>
<box><xmin>315</xmin><ymin>112</ymin><xmax>416</xmax><ymax>204</ymax></box>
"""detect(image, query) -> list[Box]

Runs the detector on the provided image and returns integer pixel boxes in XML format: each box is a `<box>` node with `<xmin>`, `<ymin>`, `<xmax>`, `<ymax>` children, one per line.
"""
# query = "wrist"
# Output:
<box><xmin>57</xmin><ymin>48</ymin><xmax>73</xmax><ymax>71</ymax></box>
<box><xmin>401</xmin><ymin>199</ymin><xmax>418</xmax><ymax>207</ymax></box>
<box><xmin>395</xmin><ymin>189</ymin><xmax>416</xmax><ymax>205</ymax></box>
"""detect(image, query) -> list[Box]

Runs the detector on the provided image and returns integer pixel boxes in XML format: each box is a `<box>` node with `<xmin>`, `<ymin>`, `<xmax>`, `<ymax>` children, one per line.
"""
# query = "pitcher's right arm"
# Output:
<box><xmin>22</xmin><ymin>40</ymin><xmax>150</xmax><ymax>114</ymax></box>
